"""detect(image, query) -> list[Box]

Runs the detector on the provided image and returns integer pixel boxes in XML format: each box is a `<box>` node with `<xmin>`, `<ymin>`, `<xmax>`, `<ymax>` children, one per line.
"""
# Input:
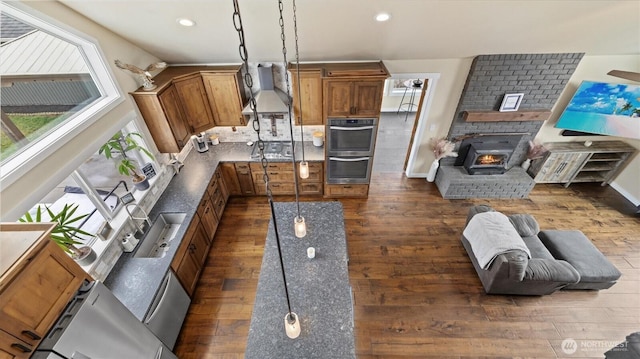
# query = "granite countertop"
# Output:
<box><xmin>104</xmin><ymin>141</ymin><xmax>324</xmax><ymax>321</ymax></box>
<box><xmin>245</xmin><ymin>202</ymin><xmax>355</xmax><ymax>358</ymax></box>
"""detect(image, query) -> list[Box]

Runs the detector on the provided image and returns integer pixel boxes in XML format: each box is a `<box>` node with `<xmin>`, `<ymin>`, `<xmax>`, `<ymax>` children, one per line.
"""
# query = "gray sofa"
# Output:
<box><xmin>461</xmin><ymin>205</ymin><xmax>621</xmax><ymax>295</ymax></box>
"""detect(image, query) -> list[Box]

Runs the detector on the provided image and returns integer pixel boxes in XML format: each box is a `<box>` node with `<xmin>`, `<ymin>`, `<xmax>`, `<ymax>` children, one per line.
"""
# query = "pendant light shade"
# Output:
<box><xmin>299</xmin><ymin>161</ymin><xmax>309</xmax><ymax>179</ymax></box>
<box><xmin>294</xmin><ymin>215</ymin><xmax>306</xmax><ymax>238</ymax></box>
<box><xmin>284</xmin><ymin>312</ymin><xmax>301</xmax><ymax>339</ymax></box>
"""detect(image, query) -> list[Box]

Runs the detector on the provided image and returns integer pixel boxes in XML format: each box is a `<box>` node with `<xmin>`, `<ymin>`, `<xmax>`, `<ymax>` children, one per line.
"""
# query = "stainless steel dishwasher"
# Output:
<box><xmin>144</xmin><ymin>270</ymin><xmax>191</xmax><ymax>350</ymax></box>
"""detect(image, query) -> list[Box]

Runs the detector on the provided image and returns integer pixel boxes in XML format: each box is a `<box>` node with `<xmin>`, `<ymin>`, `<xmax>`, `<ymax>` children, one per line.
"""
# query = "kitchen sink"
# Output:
<box><xmin>250</xmin><ymin>141</ymin><xmax>292</xmax><ymax>160</ymax></box>
<box><xmin>133</xmin><ymin>213</ymin><xmax>186</xmax><ymax>258</ymax></box>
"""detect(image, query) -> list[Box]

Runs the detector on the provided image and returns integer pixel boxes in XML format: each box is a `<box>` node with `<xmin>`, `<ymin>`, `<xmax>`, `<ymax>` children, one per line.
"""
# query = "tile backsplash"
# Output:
<box><xmin>203</xmin><ymin>117</ymin><xmax>324</xmax><ymax>143</ymax></box>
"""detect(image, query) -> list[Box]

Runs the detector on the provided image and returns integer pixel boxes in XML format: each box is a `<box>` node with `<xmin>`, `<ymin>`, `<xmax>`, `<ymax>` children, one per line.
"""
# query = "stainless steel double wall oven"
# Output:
<box><xmin>326</xmin><ymin>117</ymin><xmax>377</xmax><ymax>184</ymax></box>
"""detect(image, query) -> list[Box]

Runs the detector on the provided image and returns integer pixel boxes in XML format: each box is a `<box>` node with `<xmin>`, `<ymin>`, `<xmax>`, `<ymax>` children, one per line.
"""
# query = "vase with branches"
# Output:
<box><xmin>521</xmin><ymin>140</ymin><xmax>547</xmax><ymax>171</ymax></box>
<box><xmin>427</xmin><ymin>138</ymin><xmax>458</xmax><ymax>182</ymax></box>
<box><xmin>99</xmin><ymin>131</ymin><xmax>154</xmax><ymax>190</ymax></box>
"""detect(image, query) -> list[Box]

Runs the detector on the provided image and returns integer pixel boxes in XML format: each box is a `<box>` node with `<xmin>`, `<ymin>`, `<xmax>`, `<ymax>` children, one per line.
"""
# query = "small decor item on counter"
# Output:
<box><xmin>521</xmin><ymin>140</ymin><xmax>548</xmax><ymax>171</ymax></box>
<box><xmin>307</xmin><ymin>247</ymin><xmax>315</xmax><ymax>259</ymax></box>
<box><xmin>312</xmin><ymin>131</ymin><xmax>324</xmax><ymax>147</ymax></box>
<box><xmin>121</xmin><ymin>235</ymin><xmax>136</xmax><ymax>252</ymax></box>
<box><xmin>426</xmin><ymin>137</ymin><xmax>458</xmax><ymax>182</ymax></box>
<box><xmin>114</xmin><ymin>60</ymin><xmax>167</xmax><ymax>91</ymax></box>
<box><xmin>209</xmin><ymin>134</ymin><xmax>220</xmax><ymax>145</ymax></box>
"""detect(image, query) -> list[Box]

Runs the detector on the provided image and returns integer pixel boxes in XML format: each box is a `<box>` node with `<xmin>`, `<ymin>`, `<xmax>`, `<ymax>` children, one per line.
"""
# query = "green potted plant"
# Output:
<box><xmin>99</xmin><ymin>131</ymin><xmax>154</xmax><ymax>190</ymax></box>
<box><xmin>20</xmin><ymin>203</ymin><xmax>97</xmax><ymax>265</ymax></box>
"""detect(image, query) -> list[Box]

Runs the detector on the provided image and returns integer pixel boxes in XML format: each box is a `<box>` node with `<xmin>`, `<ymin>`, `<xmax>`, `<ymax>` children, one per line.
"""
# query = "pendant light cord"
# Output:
<box><xmin>292</xmin><ymin>0</ymin><xmax>306</xmax><ymax>162</ymax></box>
<box><xmin>232</xmin><ymin>0</ymin><xmax>293</xmax><ymax>318</ymax></box>
<box><xmin>278</xmin><ymin>0</ymin><xmax>302</xmax><ymax>218</ymax></box>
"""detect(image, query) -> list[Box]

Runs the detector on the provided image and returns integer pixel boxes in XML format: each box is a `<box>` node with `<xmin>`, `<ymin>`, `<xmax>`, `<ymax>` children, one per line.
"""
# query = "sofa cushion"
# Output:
<box><xmin>522</xmin><ymin>235</ymin><xmax>555</xmax><ymax>260</ymax></box>
<box><xmin>508</xmin><ymin>214</ymin><xmax>540</xmax><ymax>237</ymax></box>
<box><xmin>539</xmin><ymin>230</ymin><xmax>621</xmax><ymax>289</ymax></box>
<box><xmin>525</xmin><ymin>258</ymin><xmax>581</xmax><ymax>283</ymax></box>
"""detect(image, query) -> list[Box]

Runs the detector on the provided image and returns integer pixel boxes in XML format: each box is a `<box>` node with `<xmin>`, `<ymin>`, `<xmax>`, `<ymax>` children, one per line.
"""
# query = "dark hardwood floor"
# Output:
<box><xmin>174</xmin><ymin>173</ymin><xmax>640</xmax><ymax>358</ymax></box>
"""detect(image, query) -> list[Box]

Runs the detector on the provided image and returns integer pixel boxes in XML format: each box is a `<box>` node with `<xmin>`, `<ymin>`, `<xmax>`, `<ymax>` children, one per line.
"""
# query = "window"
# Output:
<box><xmin>20</xmin><ymin>121</ymin><xmax>158</xmax><ymax>245</ymax></box>
<box><xmin>0</xmin><ymin>3</ymin><xmax>123</xmax><ymax>187</ymax></box>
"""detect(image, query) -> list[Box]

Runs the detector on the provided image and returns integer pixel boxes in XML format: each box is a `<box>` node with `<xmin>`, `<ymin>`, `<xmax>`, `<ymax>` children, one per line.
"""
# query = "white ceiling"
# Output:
<box><xmin>60</xmin><ymin>0</ymin><xmax>640</xmax><ymax>64</ymax></box>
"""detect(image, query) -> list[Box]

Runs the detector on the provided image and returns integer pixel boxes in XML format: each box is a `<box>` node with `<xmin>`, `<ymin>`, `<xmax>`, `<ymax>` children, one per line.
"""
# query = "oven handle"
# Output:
<box><xmin>329</xmin><ymin>126</ymin><xmax>375</xmax><ymax>131</ymax></box>
<box><xmin>329</xmin><ymin>157</ymin><xmax>370</xmax><ymax>162</ymax></box>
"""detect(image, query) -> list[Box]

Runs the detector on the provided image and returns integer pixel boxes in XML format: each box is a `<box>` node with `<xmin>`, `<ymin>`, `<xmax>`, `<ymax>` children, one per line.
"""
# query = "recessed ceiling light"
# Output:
<box><xmin>177</xmin><ymin>18</ymin><xmax>196</xmax><ymax>27</ymax></box>
<box><xmin>375</xmin><ymin>13</ymin><xmax>390</xmax><ymax>22</ymax></box>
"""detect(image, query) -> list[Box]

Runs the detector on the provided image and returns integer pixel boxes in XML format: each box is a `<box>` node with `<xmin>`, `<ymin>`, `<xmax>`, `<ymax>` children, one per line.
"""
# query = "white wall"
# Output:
<box><xmin>382</xmin><ymin>59</ymin><xmax>473</xmax><ymax>173</ymax></box>
<box><xmin>536</xmin><ymin>54</ymin><xmax>640</xmax><ymax>204</ymax></box>
<box><xmin>1</xmin><ymin>1</ymin><xmax>162</xmax><ymax>220</ymax></box>
<box><xmin>385</xmin><ymin>55</ymin><xmax>640</xmax><ymax>203</ymax></box>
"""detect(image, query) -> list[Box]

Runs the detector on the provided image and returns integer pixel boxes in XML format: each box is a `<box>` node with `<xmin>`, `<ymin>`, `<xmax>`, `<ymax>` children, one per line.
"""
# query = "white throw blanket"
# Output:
<box><xmin>463</xmin><ymin>211</ymin><xmax>531</xmax><ymax>269</ymax></box>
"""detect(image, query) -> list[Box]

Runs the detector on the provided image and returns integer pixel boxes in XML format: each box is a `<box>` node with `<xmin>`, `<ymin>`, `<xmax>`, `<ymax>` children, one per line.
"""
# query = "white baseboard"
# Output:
<box><xmin>610</xmin><ymin>182</ymin><xmax>640</xmax><ymax>206</ymax></box>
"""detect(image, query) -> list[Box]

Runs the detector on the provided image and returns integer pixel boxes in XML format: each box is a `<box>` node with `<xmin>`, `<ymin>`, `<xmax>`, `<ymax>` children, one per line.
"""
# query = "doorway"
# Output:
<box><xmin>372</xmin><ymin>73</ymin><xmax>439</xmax><ymax>175</ymax></box>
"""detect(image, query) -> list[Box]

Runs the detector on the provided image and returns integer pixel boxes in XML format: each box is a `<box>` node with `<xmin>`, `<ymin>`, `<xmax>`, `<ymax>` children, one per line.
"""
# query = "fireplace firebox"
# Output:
<box><xmin>463</xmin><ymin>143</ymin><xmax>514</xmax><ymax>175</ymax></box>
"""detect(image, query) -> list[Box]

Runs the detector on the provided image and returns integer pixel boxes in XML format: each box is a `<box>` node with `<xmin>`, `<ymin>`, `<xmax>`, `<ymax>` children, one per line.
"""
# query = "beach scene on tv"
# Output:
<box><xmin>555</xmin><ymin>81</ymin><xmax>640</xmax><ymax>140</ymax></box>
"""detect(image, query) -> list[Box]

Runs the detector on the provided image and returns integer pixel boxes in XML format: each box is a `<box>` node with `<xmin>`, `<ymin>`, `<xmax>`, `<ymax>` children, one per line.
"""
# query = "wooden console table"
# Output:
<box><xmin>528</xmin><ymin>141</ymin><xmax>636</xmax><ymax>187</ymax></box>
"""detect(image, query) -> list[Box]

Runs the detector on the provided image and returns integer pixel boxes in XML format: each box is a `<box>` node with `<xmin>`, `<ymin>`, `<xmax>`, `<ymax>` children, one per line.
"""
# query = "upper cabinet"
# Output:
<box><xmin>0</xmin><ymin>223</ymin><xmax>91</xmax><ymax>358</ymax></box>
<box><xmin>289</xmin><ymin>67</ymin><xmax>323</xmax><ymax>125</ymax></box>
<box><xmin>202</xmin><ymin>70</ymin><xmax>248</xmax><ymax>127</ymax></box>
<box><xmin>289</xmin><ymin>61</ymin><xmax>389</xmax><ymax>122</ymax></box>
<box><xmin>325</xmin><ymin>80</ymin><xmax>384</xmax><ymax>118</ymax></box>
<box><xmin>130</xmin><ymin>66</ymin><xmax>247</xmax><ymax>153</ymax></box>
<box><xmin>173</xmin><ymin>74</ymin><xmax>215</xmax><ymax>133</ymax></box>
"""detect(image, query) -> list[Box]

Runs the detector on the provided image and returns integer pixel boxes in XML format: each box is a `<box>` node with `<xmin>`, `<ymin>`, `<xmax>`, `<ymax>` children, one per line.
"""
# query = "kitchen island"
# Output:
<box><xmin>104</xmin><ymin>141</ymin><xmax>323</xmax><ymax>321</ymax></box>
<box><xmin>245</xmin><ymin>201</ymin><xmax>355</xmax><ymax>359</ymax></box>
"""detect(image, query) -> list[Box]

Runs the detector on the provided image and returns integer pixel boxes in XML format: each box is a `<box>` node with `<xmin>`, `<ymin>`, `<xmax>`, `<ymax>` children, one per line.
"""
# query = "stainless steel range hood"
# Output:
<box><xmin>242</xmin><ymin>64</ymin><xmax>290</xmax><ymax>116</ymax></box>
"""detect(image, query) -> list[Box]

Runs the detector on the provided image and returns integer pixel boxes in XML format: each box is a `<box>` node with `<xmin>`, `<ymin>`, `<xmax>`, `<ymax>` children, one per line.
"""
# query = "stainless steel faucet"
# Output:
<box><xmin>125</xmin><ymin>204</ymin><xmax>150</xmax><ymax>237</ymax></box>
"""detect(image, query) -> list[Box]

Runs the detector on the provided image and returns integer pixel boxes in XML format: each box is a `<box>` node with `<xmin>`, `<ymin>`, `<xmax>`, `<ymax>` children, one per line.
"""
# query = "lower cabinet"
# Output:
<box><xmin>324</xmin><ymin>183</ymin><xmax>369</xmax><ymax>198</ymax></box>
<box><xmin>235</xmin><ymin>162</ymin><xmax>255</xmax><ymax>195</ymax></box>
<box><xmin>299</xmin><ymin>162</ymin><xmax>323</xmax><ymax>196</ymax></box>
<box><xmin>171</xmin><ymin>217</ymin><xmax>211</xmax><ymax>297</ymax></box>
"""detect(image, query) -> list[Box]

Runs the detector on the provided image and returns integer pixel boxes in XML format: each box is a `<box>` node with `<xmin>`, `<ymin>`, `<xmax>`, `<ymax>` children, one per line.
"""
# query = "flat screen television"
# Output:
<box><xmin>555</xmin><ymin>81</ymin><xmax>640</xmax><ymax>140</ymax></box>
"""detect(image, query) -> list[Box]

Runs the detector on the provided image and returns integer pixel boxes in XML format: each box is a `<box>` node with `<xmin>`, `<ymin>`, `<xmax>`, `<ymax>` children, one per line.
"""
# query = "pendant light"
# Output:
<box><xmin>278</xmin><ymin>0</ymin><xmax>306</xmax><ymax>239</ymax></box>
<box><xmin>232</xmin><ymin>0</ymin><xmax>300</xmax><ymax>339</ymax></box>
<box><xmin>292</xmin><ymin>0</ymin><xmax>309</xmax><ymax>180</ymax></box>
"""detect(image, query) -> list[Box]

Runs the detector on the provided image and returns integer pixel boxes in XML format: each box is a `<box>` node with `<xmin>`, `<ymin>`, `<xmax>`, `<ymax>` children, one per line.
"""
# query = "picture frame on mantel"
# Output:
<box><xmin>499</xmin><ymin>93</ymin><xmax>524</xmax><ymax>112</ymax></box>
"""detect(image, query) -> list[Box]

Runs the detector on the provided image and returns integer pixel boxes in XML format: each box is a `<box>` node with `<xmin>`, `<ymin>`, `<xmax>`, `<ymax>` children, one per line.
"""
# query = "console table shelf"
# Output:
<box><xmin>528</xmin><ymin>141</ymin><xmax>636</xmax><ymax>187</ymax></box>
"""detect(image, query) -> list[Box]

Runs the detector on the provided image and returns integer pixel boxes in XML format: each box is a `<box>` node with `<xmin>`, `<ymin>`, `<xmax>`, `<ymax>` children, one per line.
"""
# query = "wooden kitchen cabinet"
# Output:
<box><xmin>235</xmin><ymin>162</ymin><xmax>255</xmax><ymax>195</ymax></box>
<box><xmin>290</xmin><ymin>67</ymin><xmax>324</xmax><ymax>125</ymax></box>
<box><xmin>528</xmin><ymin>141</ymin><xmax>636</xmax><ymax>187</ymax></box>
<box><xmin>131</xmin><ymin>66</ymin><xmax>247</xmax><ymax>152</ymax></box>
<box><xmin>0</xmin><ymin>224</ymin><xmax>91</xmax><ymax>357</ymax></box>
<box><xmin>251</xmin><ymin>162</ymin><xmax>296</xmax><ymax>195</ymax></box>
<box><xmin>132</xmin><ymin>84</ymin><xmax>190</xmax><ymax>153</ymax></box>
<box><xmin>173</xmin><ymin>74</ymin><xmax>215</xmax><ymax>133</ymax></box>
<box><xmin>171</xmin><ymin>216</ymin><xmax>211</xmax><ymax>297</ymax></box>
<box><xmin>324</xmin><ymin>184</ymin><xmax>369</xmax><ymax>198</ymax></box>
<box><xmin>298</xmin><ymin>161</ymin><xmax>323</xmax><ymax>196</ymax></box>
<box><xmin>325</xmin><ymin>80</ymin><xmax>385</xmax><ymax>118</ymax></box>
<box><xmin>197</xmin><ymin>195</ymin><xmax>219</xmax><ymax>241</ymax></box>
<box><xmin>202</xmin><ymin>70</ymin><xmax>248</xmax><ymax>127</ymax></box>
<box><xmin>207</xmin><ymin>168</ymin><xmax>227</xmax><ymax>220</ymax></box>
<box><xmin>220</xmin><ymin>163</ymin><xmax>242</xmax><ymax>196</ymax></box>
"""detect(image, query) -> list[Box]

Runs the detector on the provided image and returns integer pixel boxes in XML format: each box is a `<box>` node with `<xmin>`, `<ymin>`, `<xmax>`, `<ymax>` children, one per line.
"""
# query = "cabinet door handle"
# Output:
<box><xmin>21</xmin><ymin>330</ymin><xmax>41</xmax><ymax>341</ymax></box>
<box><xmin>189</xmin><ymin>244</ymin><xmax>196</xmax><ymax>252</ymax></box>
<box><xmin>11</xmin><ymin>343</ymin><xmax>32</xmax><ymax>353</ymax></box>
<box><xmin>205</xmin><ymin>207</ymin><xmax>210</xmax><ymax>214</ymax></box>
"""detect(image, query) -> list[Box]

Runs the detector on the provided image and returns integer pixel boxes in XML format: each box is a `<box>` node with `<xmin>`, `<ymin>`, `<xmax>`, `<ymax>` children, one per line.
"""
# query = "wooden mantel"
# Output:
<box><xmin>463</xmin><ymin>110</ymin><xmax>552</xmax><ymax>122</ymax></box>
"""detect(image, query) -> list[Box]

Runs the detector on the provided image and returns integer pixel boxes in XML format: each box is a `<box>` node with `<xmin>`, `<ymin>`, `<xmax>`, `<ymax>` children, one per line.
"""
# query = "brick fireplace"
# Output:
<box><xmin>435</xmin><ymin>53</ymin><xmax>584</xmax><ymax>199</ymax></box>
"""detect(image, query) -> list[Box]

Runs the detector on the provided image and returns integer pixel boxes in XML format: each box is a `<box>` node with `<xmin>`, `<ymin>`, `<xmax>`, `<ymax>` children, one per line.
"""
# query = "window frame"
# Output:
<box><xmin>0</xmin><ymin>2</ymin><xmax>124</xmax><ymax>188</ymax></box>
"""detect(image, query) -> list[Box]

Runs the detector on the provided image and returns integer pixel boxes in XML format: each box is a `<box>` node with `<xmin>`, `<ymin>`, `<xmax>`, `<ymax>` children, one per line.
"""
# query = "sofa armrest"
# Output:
<box><xmin>525</xmin><ymin>258</ymin><xmax>581</xmax><ymax>283</ymax></box>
